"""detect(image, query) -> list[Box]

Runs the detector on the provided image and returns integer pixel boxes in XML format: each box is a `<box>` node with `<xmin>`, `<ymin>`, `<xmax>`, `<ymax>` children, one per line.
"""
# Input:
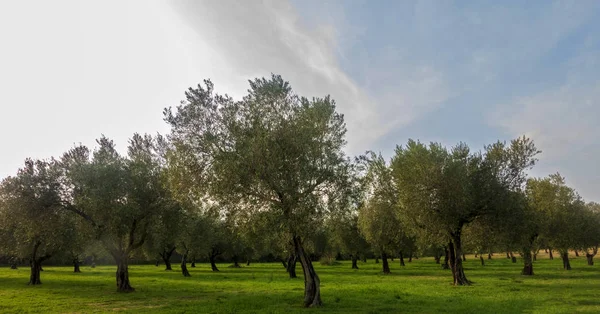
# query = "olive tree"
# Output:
<box><xmin>0</xmin><ymin>159</ymin><xmax>74</xmax><ymax>285</ymax></box>
<box><xmin>581</xmin><ymin>202</ymin><xmax>600</xmax><ymax>265</ymax></box>
<box><xmin>328</xmin><ymin>214</ymin><xmax>369</xmax><ymax>269</ymax></box>
<box><xmin>61</xmin><ymin>134</ymin><xmax>168</xmax><ymax>291</ymax></box>
<box><xmin>392</xmin><ymin>137</ymin><xmax>539</xmax><ymax>285</ymax></box>
<box><xmin>357</xmin><ymin>152</ymin><xmax>404</xmax><ymax>274</ymax></box>
<box><xmin>164</xmin><ymin>75</ymin><xmax>349</xmax><ymax>307</ymax></box>
<box><xmin>526</xmin><ymin>174</ymin><xmax>583</xmax><ymax>270</ymax></box>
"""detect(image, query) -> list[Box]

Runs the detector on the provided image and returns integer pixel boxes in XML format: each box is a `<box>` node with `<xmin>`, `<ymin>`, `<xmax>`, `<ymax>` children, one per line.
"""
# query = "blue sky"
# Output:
<box><xmin>0</xmin><ymin>0</ymin><xmax>599</xmax><ymax>201</ymax></box>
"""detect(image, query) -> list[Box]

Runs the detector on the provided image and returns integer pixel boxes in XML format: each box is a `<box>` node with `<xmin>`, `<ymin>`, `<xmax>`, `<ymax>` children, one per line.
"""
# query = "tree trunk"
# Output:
<box><xmin>575</xmin><ymin>250</ymin><xmax>579</xmax><ymax>257</ymax></box>
<box><xmin>480</xmin><ymin>254</ymin><xmax>484</xmax><ymax>266</ymax></box>
<box><xmin>462</xmin><ymin>253</ymin><xmax>466</xmax><ymax>261</ymax></box>
<box><xmin>29</xmin><ymin>259</ymin><xmax>42</xmax><ymax>285</ymax></box>
<box><xmin>281</xmin><ymin>258</ymin><xmax>288</xmax><ymax>269</ymax></box>
<box><xmin>434</xmin><ymin>250</ymin><xmax>441</xmax><ymax>264</ymax></box>
<box><xmin>351</xmin><ymin>255</ymin><xmax>359</xmax><ymax>269</ymax></box>
<box><xmin>399</xmin><ymin>251</ymin><xmax>405</xmax><ymax>266</ymax></box>
<box><xmin>181</xmin><ymin>253</ymin><xmax>191</xmax><ymax>277</ymax></box>
<box><xmin>511</xmin><ymin>256</ymin><xmax>517</xmax><ymax>263</ymax></box>
<box><xmin>10</xmin><ymin>263</ymin><xmax>17</xmax><ymax>270</ymax></box>
<box><xmin>442</xmin><ymin>246</ymin><xmax>450</xmax><ymax>270</ymax></box>
<box><xmin>561</xmin><ymin>252</ymin><xmax>571</xmax><ymax>270</ymax></box>
<box><xmin>522</xmin><ymin>251</ymin><xmax>533</xmax><ymax>276</ymax></box>
<box><xmin>247</xmin><ymin>260</ymin><xmax>250</xmax><ymax>266</ymax></box>
<box><xmin>209</xmin><ymin>255</ymin><xmax>219</xmax><ymax>272</ymax></box>
<box><xmin>362</xmin><ymin>255</ymin><xmax>367</xmax><ymax>263</ymax></box>
<box><xmin>586</xmin><ymin>253</ymin><xmax>595</xmax><ymax>266</ymax></box>
<box><xmin>488</xmin><ymin>252</ymin><xmax>492</xmax><ymax>260</ymax></box>
<box><xmin>533</xmin><ymin>252</ymin><xmax>537</xmax><ymax>261</ymax></box>
<box><xmin>449</xmin><ymin>233</ymin><xmax>471</xmax><ymax>286</ymax></box>
<box><xmin>293</xmin><ymin>236</ymin><xmax>322</xmax><ymax>307</ymax></box>
<box><xmin>286</xmin><ymin>254</ymin><xmax>297</xmax><ymax>278</ymax></box>
<box><xmin>506</xmin><ymin>252</ymin><xmax>510</xmax><ymax>259</ymax></box>
<box><xmin>191</xmin><ymin>257</ymin><xmax>196</xmax><ymax>268</ymax></box>
<box><xmin>232</xmin><ymin>255</ymin><xmax>241</xmax><ymax>268</ymax></box>
<box><xmin>548</xmin><ymin>248</ymin><xmax>553</xmax><ymax>260</ymax></box>
<box><xmin>73</xmin><ymin>258</ymin><xmax>81</xmax><ymax>273</ymax></box>
<box><xmin>474</xmin><ymin>253</ymin><xmax>478</xmax><ymax>258</ymax></box>
<box><xmin>116</xmin><ymin>257</ymin><xmax>134</xmax><ymax>292</ymax></box>
<box><xmin>160</xmin><ymin>247</ymin><xmax>175</xmax><ymax>271</ymax></box>
<box><xmin>155</xmin><ymin>260</ymin><xmax>159</xmax><ymax>267</ymax></box>
<box><xmin>408</xmin><ymin>251</ymin><xmax>413</xmax><ymax>263</ymax></box>
<box><xmin>375</xmin><ymin>257</ymin><xmax>379</xmax><ymax>264</ymax></box>
<box><xmin>382</xmin><ymin>252</ymin><xmax>390</xmax><ymax>274</ymax></box>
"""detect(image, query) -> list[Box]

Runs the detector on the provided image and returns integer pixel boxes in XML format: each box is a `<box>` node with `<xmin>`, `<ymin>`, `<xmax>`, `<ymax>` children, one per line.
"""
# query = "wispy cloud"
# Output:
<box><xmin>169</xmin><ymin>0</ymin><xmax>454</xmax><ymax>155</ymax></box>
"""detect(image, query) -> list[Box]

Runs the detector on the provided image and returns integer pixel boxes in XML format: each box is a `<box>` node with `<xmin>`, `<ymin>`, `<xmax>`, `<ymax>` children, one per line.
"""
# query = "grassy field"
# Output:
<box><xmin>0</xmin><ymin>254</ymin><xmax>599</xmax><ymax>313</ymax></box>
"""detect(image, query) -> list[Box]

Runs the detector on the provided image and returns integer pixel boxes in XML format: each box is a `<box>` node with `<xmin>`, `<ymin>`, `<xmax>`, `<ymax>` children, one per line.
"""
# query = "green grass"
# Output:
<box><xmin>1</xmin><ymin>254</ymin><xmax>599</xmax><ymax>313</ymax></box>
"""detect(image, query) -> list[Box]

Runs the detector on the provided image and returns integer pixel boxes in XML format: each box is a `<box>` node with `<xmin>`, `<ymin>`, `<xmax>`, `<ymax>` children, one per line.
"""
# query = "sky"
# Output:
<box><xmin>0</xmin><ymin>0</ymin><xmax>599</xmax><ymax>201</ymax></box>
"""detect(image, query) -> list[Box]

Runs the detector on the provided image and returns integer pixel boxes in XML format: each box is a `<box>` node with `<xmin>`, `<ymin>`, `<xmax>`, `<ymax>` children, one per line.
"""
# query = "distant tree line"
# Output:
<box><xmin>1</xmin><ymin>75</ymin><xmax>599</xmax><ymax>307</ymax></box>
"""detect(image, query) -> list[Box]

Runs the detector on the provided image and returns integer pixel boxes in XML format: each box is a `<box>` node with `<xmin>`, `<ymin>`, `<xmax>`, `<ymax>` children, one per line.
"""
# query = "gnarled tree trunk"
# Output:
<box><xmin>209</xmin><ymin>248</ymin><xmax>220</xmax><ymax>272</ymax></box>
<box><xmin>73</xmin><ymin>258</ymin><xmax>81</xmax><ymax>273</ymax></box>
<box><xmin>351</xmin><ymin>254</ymin><xmax>358</xmax><ymax>269</ymax></box>
<box><xmin>561</xmin><ymin>252</ymin><xmax>571</xmax><ymax>270</ymax></box>
<box><xmin>293</xmin><ymin>235</ymin><xmax>322</xmax><ymax>307</ymax></box>
<box><xmin>487</xmin><ymin>252</ymin><xmax>492</xmax><ymax>260</ymax></box>
<box><xmin>434</xmin><ymin>250</ymin><xmax>441</xmax><ymax>264</ymax></box>
<box><xmin>29</xmin><ymin>259</ymin><xmax>43</xmax><ymax>285</ymax></box>
<box><xmin>191</xmin><ymin>257</ymin><xmax>196</xmax><ymax>268</ymax></box>
<box><xmin>575</xmin><ymin>250</ymin><xmax>579</xmax><ymax>257</ymax></box>
<box><xmin>586</xmin><ymin>247</ymin><xmax>597</xmax><ymax>266</ymax></box>
<box><xmin>116</xmin><ymin>256</ymin><xmax>134</xmax><ymax>292</ymax></box>
<box><xmin>449</xmin><ymin>233</ymin><xmax>471</xmax><ymax>286</ymax></box>
<box><xmin>160</xmin><ymin>247</ymin><xmax>176</xmax><ymax>271</ymax></box>
<box><xmin>399</xmin><ymin>251</ymin><xmax>405</xmax><ymax>266</ymax></box>
<box><xmin>28</xmin><ymin>242</ymin><xmax>49</xmax><ymax>285</ymax></box>
<box><xmin>181</xmin><ymin>253</ymin><xmax>191</xmax><ymax>277</ymax></box>
<box><xmin>548</xmin><ymin>248</ymin><xmax>553</xmax><ymax>260</ymax></box>
<box><xmin>286</xmin><ymin>253</ymin><xmax>297</xmax><ymax>278</ymax></box>
<box><xmin>232</xmin><ymin>255</ymin><xmax>241</xmax><ymax>268</ymax></box>
<box><xmin>522</xmin><ymin>250</ymin><xmax>533</xmax><ymax>275</ymax></box>
<box><xmin>480</xmin><ymin>254</ymin><xmax>485</xmax><ymax>266</ymax></box>
<box><xmin>382</xmin><ymin>252</ymin><xmax>390</xmax><ymax>274</ymax></box>
<box><xmin>586</xmin><ymin>253</ymin><xmax>595</xmax><ymax>265</ymax></box>
<box><xmin>442</xmin><ymin>246</ymin><xmax>450</xmax><ymax>270</ymax></box>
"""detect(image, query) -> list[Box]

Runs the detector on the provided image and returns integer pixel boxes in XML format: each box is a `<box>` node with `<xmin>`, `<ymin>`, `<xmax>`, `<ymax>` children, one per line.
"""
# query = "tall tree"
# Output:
<box><xmin>392</xmin><ymin>137</ymin><xmax>539</xmax><ymax>285</ymax></box>
<box><xmin>0</xmin><ymin>159</ymin><xmax>73</xmax><ymax>285</ymax></box>
<box><xmin>61</xmin><ymin>134</ymin><xmax>168</xmax><ymax>292</ymax></box>
<box><xmin>526</xmin><ymin>174</ymin><xmax>583</xmax><ymax>270</ymax></box>
<box><xmin>328</xmin><ymin>214</ymin><xmax>369</xmax><ymax>270</ymax></box>
<box><xmin>357</xmin><ymin>153</ymin><xmax>402</xmax><ymax>274</ymax></box>
<box><xmin>164</xmin><ymin>75</ymin><xmax>349</xmax><ymax>307</ymax></box>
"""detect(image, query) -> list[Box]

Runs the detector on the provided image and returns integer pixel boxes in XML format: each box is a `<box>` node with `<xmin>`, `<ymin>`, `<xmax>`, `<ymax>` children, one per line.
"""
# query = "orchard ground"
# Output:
<box><xmin>1</xmin><ymin>254</ymin><xmax>598</xmax><ymax>313</ymax></box>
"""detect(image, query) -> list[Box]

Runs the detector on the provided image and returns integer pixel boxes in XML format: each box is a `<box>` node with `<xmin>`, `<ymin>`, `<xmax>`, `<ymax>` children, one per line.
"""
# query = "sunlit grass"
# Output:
<box><xmin>1</xmin><ymin>254</ymin><xmax>598</xmax><ymax>313</ymax></box>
